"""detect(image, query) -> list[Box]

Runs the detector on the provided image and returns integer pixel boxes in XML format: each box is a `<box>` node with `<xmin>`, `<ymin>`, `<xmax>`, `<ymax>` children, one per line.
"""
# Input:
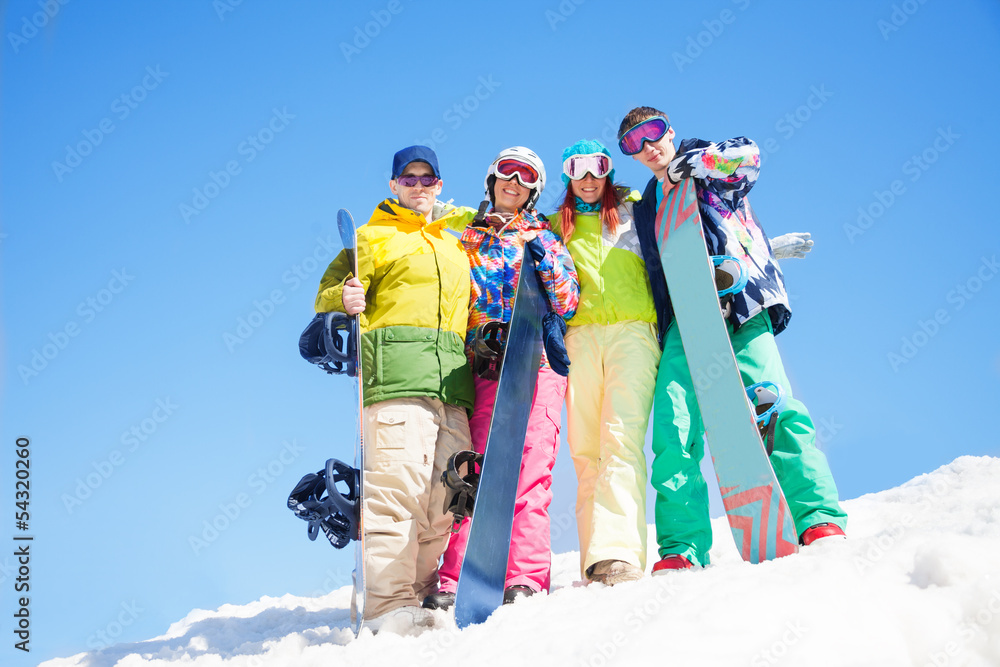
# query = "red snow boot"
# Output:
<box><xmin>652</xmin><ymin>554</ymin><xmax>694</xmax><ymax>574</ymax></box>
<box><xmin>800</xmin><ymin>523</ymin><xmax>846</xmax><ymax>546</ymax></box>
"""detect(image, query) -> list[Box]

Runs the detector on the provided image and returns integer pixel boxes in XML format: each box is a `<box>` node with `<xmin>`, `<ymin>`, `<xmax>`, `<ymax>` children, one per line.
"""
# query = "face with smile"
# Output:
<box><xmin>569</xmin><ymin>173</ymin><xmax>606</xmax><ymax>205</ymax></box>
<box><xmin>492</xmin><ymin>175</ymin><xmax>530</xmax><ymax>213</ymax></box>
<box><xmin>631</xmin><ymin>127</ymin><xmax>676</xmax><ymax>179</ymax></box>
<box><xmin>389</xmin><ymin>161</ymin><xmax>442</xmax><ymax>219</ymax></box>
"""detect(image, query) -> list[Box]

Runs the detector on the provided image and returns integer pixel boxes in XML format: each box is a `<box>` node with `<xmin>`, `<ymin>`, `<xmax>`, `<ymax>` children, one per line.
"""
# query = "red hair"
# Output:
<box><xmin>558</xmin><ymin>181</ymin><xmax>623</xmax><ymax>243</ymax></box>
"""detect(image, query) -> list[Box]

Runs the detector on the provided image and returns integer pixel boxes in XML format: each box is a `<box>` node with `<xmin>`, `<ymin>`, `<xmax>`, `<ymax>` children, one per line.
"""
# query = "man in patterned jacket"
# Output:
<box><xmin>617</xmin><ymin>107</ymin><xmax>848</xmax><ymax>573</ymax></box>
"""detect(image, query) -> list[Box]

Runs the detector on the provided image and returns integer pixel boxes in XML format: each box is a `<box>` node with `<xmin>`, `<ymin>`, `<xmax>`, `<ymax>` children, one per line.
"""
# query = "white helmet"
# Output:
<box><xmin>484</xmin><ymin>146</ymin><xmax>546</xmax><ymax>210</ymax></box>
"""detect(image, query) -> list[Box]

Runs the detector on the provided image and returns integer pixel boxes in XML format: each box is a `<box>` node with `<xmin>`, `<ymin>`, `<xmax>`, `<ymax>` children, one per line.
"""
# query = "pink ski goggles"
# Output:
<box><xmin>562</xmin><ymin>153</ymin><xmax>613</xmax><ymax>180</ymax></box>
<box><xmin>618</xmin><ymin>116</ymin><xmax>670</xmax><ymax>155</ymax></box>
<box><xmin>494</xmin><ymin>158</ymin><xmax>542</xmax><ymax>187</ymax></box>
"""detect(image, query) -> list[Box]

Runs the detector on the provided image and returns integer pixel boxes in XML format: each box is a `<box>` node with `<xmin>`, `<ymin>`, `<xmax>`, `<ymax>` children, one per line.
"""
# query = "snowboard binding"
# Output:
<box><xmin>713</xmin><ymin>255</ymin><xmax>749</xmax><ymax>320</ymax></box>
<box><xmin>745</xmin><ymin>381</ymin><xmax>786</xmax><ymax>456</ymax></box>
<box><xmin>288</xmin><ymin>458</ymin><xmax>361</xmax><ymax>549</ymax></box>
<box><xmin>298</xmin><ymin>311</ymin><xmax>358</xmax><ymax>376</ymax></box>
<box><xmin>472</xmin><ymin>320</ymin><xmax>508</xmax><ymax>381</ymax></box>
<box><xmin>441</xmin><ymin>450</ymin><xmax>484</xmax><ymax>531</ymax></box>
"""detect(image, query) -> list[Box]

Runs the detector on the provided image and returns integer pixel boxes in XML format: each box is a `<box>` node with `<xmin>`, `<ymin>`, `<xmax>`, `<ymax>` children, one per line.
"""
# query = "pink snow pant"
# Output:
<box><xmin>437</xmin><ymin>366</ymin><xmax>567</xmax><ymax>594</ymax></box>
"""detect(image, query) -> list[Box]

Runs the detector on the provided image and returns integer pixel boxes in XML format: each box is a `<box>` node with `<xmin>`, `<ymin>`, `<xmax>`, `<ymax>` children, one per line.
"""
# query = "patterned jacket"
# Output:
<box><xmin>460</xmin><ymin>209</ymin><xmax>579</xmax><ymax>369</ymax></box>
<box><xmin>633</xmin><ymin>137</ymin><xmax>791</xmax><ymax>339</ymax></box>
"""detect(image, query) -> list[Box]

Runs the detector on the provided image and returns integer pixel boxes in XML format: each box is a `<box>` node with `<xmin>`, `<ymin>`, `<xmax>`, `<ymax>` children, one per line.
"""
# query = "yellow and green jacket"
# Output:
<box><xmin>315</xmin><ymin>199</ymin><xmax>477</xmax><ymax>410</ymax></box>
<box><xmin>550</xmin><ymin>190</ymin><xmax>657</xmax><ymax>329</ymax></box>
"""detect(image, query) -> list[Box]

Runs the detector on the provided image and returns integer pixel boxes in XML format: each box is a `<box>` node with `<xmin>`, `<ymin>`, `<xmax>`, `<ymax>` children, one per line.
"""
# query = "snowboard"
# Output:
<box><xmin>337</xmin><ymin>209</ymin><xmax>368</xmax><ymax>633</ymax></box>
<box><xmin>454</xmin><ymin>253</ymin><xmax>547</xmax><ymax>628</ymax></box>
<box><xmin>654</xmin><ymin>179</ymin><xmax>798</xmax><ymax>563</ymax></box>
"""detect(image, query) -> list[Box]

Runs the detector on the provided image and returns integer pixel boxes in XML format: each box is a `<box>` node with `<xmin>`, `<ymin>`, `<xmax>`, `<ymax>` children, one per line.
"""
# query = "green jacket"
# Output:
<box><xmin>315</xmin><ymin>199</ymin><xmax>477</xmax><ymax>410</ymax></box>
<box><xmin>550</xmin><ymin>191</ymin><xmax>657</xmax><ymax>328</ymax></box>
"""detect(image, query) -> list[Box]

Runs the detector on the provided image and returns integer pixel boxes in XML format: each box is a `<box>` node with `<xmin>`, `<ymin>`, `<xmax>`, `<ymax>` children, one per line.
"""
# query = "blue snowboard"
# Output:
<box><xmin>654</xmin><ymin>179</ymin><xmax>798</xmax><ymax>563</ymax></box>
<box><xmin>337</xmin><ymin>209</ymin><xmax>369</xmax><ymax>633</ymax></box>
<box><xmin>454</xmin><ymin>253</ymin><xmax>547</xmax><ymax>628</ymax></box>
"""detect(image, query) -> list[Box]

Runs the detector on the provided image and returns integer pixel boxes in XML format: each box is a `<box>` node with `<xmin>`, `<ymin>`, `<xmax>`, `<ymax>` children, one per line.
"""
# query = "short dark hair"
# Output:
<box><xmin>618</xmin><ymin>106</ymin><xmax>670</xmax><ymax>140</ymax></box>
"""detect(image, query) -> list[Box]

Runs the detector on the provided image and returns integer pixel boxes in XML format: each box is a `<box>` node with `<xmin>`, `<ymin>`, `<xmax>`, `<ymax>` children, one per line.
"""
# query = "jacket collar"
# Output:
<box><xmin>370</xmin><ymin>198</ymin><xmax>450</xmax><ymax>231</ymax></box>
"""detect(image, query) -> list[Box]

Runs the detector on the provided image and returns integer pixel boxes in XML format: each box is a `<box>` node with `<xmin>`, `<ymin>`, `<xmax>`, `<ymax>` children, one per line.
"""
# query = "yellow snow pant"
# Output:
<box><xmin>362</xmin><ymin>397</ymin><xmax>471</xmax><ymax>619</ymax></box>
<box><xmin>565</xmin><ymin>320</ymin><xmax>661</xmax><ymax>576</ymax></box>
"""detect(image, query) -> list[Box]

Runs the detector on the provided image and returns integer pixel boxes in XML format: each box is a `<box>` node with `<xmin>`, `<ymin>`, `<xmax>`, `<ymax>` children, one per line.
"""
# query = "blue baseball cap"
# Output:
<box><xmin>392</xmin><ymin>145</ymin><xmax>441</xmax><ymax>179</ymax></box>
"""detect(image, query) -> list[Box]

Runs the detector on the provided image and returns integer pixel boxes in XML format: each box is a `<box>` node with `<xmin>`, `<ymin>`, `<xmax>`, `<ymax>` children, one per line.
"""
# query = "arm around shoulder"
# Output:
<box><xmin>532</xmin><ymin>229</ymin><xmax>579</xmax><ymax>320</ymax></box>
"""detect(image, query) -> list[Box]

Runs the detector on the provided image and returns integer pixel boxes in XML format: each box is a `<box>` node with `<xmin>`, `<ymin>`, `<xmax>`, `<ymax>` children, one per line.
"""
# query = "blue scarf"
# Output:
<box><xmin>574</xmin><ymin>198</ymin><xmax>601</xmax><ymax>213</ymax></box>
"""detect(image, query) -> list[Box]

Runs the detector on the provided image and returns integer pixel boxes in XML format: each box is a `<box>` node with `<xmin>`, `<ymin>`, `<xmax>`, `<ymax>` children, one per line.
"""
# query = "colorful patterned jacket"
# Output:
<box><xmin>633</xmin><ymin>137</ymin><xmax>791</xmax><ymax>339</ymax></box>
<box><xmin>460</xmin><ymin>209</ymin><xmax>579</xmax><ymax>369</ymax></box>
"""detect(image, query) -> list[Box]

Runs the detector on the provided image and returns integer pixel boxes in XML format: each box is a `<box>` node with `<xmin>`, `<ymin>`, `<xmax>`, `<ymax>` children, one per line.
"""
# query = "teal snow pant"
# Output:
<box><xmin>651</xmin><ymin>312</ymin><xmax>847</xmax><ymax>566</ymax></box>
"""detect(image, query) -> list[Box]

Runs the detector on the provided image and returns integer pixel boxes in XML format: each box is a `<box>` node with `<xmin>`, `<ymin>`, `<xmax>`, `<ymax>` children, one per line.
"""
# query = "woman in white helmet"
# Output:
<box><xmin>427</xmin><ymin>147</ymin><xmax>580</xmax><ymax>609</ymax></box>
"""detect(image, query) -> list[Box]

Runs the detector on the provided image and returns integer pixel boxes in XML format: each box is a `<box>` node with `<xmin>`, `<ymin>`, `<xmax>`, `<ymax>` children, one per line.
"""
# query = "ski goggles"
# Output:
<box><xmin>562</xmin><ymin>153</ymin><xmax>613</xmax><ymax>180</ymax></box>
<box><xmin>493</xmin><ymin>158</ymin><xmax>541</xmax><ymax>187</ymax></box>
<box><xmin>396</xmin><ymin>174</ymin><xmax>439</xmax><ymax>187</ymax></box>
<box><xmin>618</xmin><ymin>116</ymin><xmax>670</xmax><ymax>155</ymax></box>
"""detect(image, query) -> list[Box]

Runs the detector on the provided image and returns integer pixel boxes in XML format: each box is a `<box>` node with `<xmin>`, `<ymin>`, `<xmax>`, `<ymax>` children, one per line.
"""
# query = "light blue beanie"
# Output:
<box><xmin>560</xmin><ymin>139</ymin><xmax>614</xmax><ymax>188</ymax></box>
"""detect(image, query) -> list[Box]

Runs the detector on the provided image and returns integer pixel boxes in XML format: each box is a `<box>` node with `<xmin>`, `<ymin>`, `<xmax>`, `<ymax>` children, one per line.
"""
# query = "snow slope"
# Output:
<box><xmin>42</xmin><ymin>456</ymin><xmax>1000</xmax><ymax>667</ymax></box>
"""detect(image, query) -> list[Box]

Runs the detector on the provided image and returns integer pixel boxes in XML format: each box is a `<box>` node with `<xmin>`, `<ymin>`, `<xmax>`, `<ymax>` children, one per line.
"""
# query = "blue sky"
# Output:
<box><xmin>2</xmin><ymin>1</ymin><xmax>999</xmax><ymax>663</ymax></box>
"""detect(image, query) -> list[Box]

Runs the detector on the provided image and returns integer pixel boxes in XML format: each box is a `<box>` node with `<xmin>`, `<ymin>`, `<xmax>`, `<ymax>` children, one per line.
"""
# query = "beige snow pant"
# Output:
<box><xmin>362</xmin><ymin>397</ymin><xmax>471</xmax><ymax>619</ymax></box>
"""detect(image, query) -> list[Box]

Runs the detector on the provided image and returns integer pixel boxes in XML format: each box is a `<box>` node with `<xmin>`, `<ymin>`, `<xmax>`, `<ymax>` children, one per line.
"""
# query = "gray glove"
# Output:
<box><xmin>771</xmin><ymin>232</ymin><xmax>814</xmax><ymax>260</ymax></box>
<box><xmin>431</xmin><ymin>198</ymin><xmax>457</xmax><ymax>220</ymax></box>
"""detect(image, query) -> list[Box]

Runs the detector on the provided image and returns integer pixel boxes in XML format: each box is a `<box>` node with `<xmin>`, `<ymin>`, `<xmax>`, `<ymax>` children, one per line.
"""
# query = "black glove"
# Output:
<box><xmin>542</xmin><ymin>312</ymin><xmax>570</xmax><ymax>377</ymax></box>
<box><xmin>525</xmin><ymin>236</ymin><xmax>546</xmax><ymax>264</ymax></box>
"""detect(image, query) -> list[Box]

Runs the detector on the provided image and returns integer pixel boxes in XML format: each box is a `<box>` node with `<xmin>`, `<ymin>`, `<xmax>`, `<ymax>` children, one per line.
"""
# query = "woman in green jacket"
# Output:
<box><xmin>550</xmin><ymin>139</ymin><xmax>660</xmax><ymax>585</ymax></box>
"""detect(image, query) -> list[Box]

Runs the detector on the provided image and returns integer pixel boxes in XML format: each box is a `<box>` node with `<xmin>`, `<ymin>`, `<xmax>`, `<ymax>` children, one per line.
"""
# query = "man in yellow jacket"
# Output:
<box><xmin>315</xmin><ymin>146</ymin><xmax>476</xmax><ymax>634</ymax></box>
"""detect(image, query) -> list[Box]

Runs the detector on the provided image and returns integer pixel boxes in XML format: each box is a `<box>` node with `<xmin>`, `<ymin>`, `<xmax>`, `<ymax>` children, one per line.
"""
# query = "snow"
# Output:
<box><xmin>41</xmin><ymin>456</ymin><xmax>1000</xmax><ymax>667</ymax></box>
